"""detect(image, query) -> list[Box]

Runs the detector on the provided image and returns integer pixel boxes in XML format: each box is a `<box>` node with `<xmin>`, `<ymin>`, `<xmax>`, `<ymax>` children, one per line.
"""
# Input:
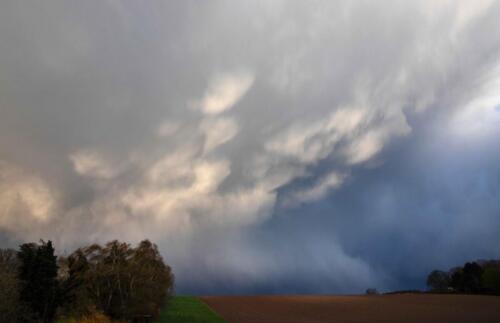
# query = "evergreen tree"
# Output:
<box><xmin>17</xmin><ymin>240</ymin><xmax>59</xmax><ymax>322</ymax></box>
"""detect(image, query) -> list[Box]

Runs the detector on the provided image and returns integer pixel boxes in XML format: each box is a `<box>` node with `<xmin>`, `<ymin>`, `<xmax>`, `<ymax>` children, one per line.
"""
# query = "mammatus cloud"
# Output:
<box><xmin>69</xmin><ymin>150</ymin><xmax>122</xmax><ymax>179</ymax></box>
<box><xmin>448</xmin><ymin>65</ymin><xmax>500</xmax><ymax>141</ymax></box>
<box><xmin>195</xmin><ymin>71</ymin><xmax>254</xmax><ymax>115</ymax></box>
<box><xmin>285</xmin><ymin>172</ymin><xmax>345</xmax><ymax>206</ymax></box>
<box><xmin>1</xmin><ymin>0</ymin><xmax>500</xmax><ymax>293</ymax></box>
<box><xmin>0</xmin><ymin>162</ymin><xmax>57</xmax><ymax>231</ymax></box>
<box><xmin>157</xmin><ymin>120</ymin><xmax>181</xmax><ymax>138</ymax></box>
<box><xmin>199</xmin><ymin>117</ymin><xmax>239</xmax><ymax>154</ymax></box>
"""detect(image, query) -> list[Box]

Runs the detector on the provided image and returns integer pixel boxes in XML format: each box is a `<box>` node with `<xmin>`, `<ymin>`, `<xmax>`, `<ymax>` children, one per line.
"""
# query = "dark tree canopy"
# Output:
<box><xmin>2</xmin><ymin>239</ymin><xmax>174</xmax><ymax>322</ymax></box>
<box><xmin>59</xmin><ymin>239</ymin><xmax>174</xmax><ymax>320</ymax></box>
<box><xmin>482</xmin><ymin>264</ymin><xmax>500</xmax><ymax>293</ymax></box>
<box><xmin>426</xmin><ymin>270</ymin><xmax>451</xmax><ymax>291</ymax></box>
<box><xmin>0</xmin><ymin>249</ymin><xmax>24</xmax><ymax>322</ymax></box>
<box><xmin>426</xmin><ymin>260</ymin><xmax>500</xmax><ymax>295</ymax></box>
<box><xmin>451</xmin><ymin>262</ymin><xmax>483</xmax><ymax>293</ymax></box>
<box><xmin>17</xmin><ymin>240</ymin><xmax>59</xmax><ymax>323</ymax></box>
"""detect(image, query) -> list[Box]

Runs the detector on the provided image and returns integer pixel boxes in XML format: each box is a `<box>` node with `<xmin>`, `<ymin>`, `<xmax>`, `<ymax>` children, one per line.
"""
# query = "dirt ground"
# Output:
<box><xmin>201</xmin><ymin>294</ymin><xmax>500</xmax><ymax>323</ymax></box>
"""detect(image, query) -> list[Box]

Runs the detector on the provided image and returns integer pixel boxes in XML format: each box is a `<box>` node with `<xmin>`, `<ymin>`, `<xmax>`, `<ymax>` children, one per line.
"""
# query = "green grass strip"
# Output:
<box><xmin>156</xmin><ymin>296</ymin><xmax>226</xmax><ymax>323</ymax></box>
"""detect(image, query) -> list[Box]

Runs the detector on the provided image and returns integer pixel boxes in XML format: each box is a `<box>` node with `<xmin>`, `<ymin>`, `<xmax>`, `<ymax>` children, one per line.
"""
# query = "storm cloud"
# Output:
<box><xmin>1</xmin><ymin>0</ymin><xmax>500</xmax><ymax>294</ymax></box>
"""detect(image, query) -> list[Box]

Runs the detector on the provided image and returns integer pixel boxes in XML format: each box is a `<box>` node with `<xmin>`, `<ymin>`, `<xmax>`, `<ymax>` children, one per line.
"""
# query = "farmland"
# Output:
<box><xmin>157</xmin><ymin>296</ymin><xmax>226</xmax><ymax>323</ymax></box>
<box><xmin>200</xmin><ymin>294</ymin><xmax>500</xmax><ymax>323</ymax></box>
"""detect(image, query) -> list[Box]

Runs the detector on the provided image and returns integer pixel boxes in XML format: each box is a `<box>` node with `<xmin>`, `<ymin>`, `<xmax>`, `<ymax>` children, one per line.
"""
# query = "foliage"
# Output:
<box><xmin>60</xmin><ymin>240</ymin><xmax>174</xmax><ymax>321</ymax></box>
<box><xmin>156</xmin><ymin>296</ymin><xmax>226</xmax><ymax>323</ymax></box>
<box><xmin>17</xmin><ymin>240</ymin><xmax>60</xmax><ymax>322</ymax></box>
<box><xmin>0</xmin><ymin>248</ymin><xmax>30</xmax><ymax>322</ymax></box>
<box><xmin>426</xmin><ymin>270</ymin><xmax>451</xmax><ymax>292</ymax></box>
<box><xmin>58</xmin><ymin>249</ymin><xmax>95</xmax><ymax>317</ymax></box>
<box><xmin>56</xmin><ymin>312</ymin><xmax>111</xmax><ymax>323</ymax></box>
<box><xmin>76</xmin><ymin>313</ymin><xmax>112</xmax><ymax>323</ymax></box>
<box><xmin>2</xmin><ymin>239</ymin><xmax>174</xmax><ymax>322</ymax></box>
<box><xmin>450</xmin><ymin>262</ymin><xmax>483</xmax><ymax>293</ymax></box>
<box><xmin>427</xmin><ymin>260</ymin><xmax>500</xmax><ymax>295</ymax></box>
<box><xmin>481</xmin><ymin>262</ymin><xmax>500</xmax><ymax>294</ymax></box>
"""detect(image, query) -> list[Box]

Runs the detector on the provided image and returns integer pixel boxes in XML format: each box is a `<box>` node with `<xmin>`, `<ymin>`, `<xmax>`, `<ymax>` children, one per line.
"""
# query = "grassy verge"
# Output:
<box><xmin>156</xmin><ymin>296</ymin><xmax>226</xmax><ymax>323</ymax></box>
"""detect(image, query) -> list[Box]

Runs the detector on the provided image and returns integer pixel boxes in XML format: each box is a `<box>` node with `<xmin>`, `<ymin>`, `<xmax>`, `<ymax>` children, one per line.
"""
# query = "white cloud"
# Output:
<box><xmin>157</xmin><ymin>120</ymin><xmax>181</xmax><ymax>137</ymax></box>
<box><xmin>0</xmin><ymin>161</ymin><xmax>57</xmax><ymax>229</ymax></box>
<box><xmin>448</xmin><ymin>66</ymin><xmax>500</xmax><ymax>141</ymax></box>
<box><xmin>265</xmin><ymin>97</ymin><xmax>411</xmax><ymax>171</ymax></box>
<box><xmin>286</xmin><ymin>171</ymin><xmax>345</xmax><ymax>205</ymax></box>
<box><xmin>200</xmin><ymin>117</ymin><xmax>238</xmax><ymax>153</ymax></box>
<box><xmin>265</xmin><ymin>107</ymin><xmax>370</xmax><ymax>164</ymax></box>
<box><xmin>196</xmin><ymin>71</ymin><xmax>254</xmax><ymax>115</ymax></box>
<box><xmin>69</xmin><ymin>150</ymin><xmax>122</xmax><ymax>179</ymax></box>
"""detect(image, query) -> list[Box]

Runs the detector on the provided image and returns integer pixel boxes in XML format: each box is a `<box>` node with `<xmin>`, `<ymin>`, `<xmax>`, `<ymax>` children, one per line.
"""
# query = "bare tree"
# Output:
<box><xmin>60</xmin><ymin>240</ymin><xmax>174</xmax><ymax>321</ymax></box>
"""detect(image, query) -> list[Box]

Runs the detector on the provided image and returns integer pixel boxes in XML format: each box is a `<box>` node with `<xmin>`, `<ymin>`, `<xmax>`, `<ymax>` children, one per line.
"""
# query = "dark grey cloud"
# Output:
<box><xmin>1</xmin><ymin>0</ymin><xmax>500</xmax><ymax>294</ymax></box>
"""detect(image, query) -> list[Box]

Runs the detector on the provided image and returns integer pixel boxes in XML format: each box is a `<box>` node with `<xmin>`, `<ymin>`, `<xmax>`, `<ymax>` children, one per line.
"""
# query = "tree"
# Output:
<box><xmin>125</xmin><ymin>240</ymin><xmax>174</xmax><ymax>318</ymax></box>
<box><xmin>17</xmin><ymin>240</ymin><xmax>60</xmax><ymax>322</ymax></box>
<box><xmin>450</xmin><ymin>267</ymin><xmax>464</xmax><ymax>291</ymax></box>
<box><xmin>426</xmin><ymin>270</ymin><xmax>451</xmax><ymax>291</ymax></box>
<box><xmin>58</xmin><ymin>249</ymin><xmax>94</xmax><ymax>317</ymax></box>
<box><xmin>482</xmin><ymin>264</ymin><xmax>500</xmax><ymax>294</ymax></box>
<box><xmin>462</xmin><ymin>262</ymin><xmax>483</xmax><ymax>293</ymax></box>
<box><xmin>60</xmin><ymin>240</ymin><xmax>174</xmax><ymax>321</ymax></box>
<box><xmin>450</xmin><ymin>262</ymin><xmax>483</xmax><ymax>293</ymax></box>
<box><xmin>0</xmin><ymin>248</ymin><xmax>26</xmax><ymax>322</ymax></box>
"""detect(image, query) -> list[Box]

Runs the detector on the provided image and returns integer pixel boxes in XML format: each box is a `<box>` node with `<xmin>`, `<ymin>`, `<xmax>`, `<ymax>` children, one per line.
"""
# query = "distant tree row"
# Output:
<box><xmin>427</xmin><ymin>260</ymin><xmax>500</xmax><ymax>294</ymax></box>
<box><xmin>0</xmin><ymin>239</ymin><xmax>174</xmax><ymax>322</ymax></box>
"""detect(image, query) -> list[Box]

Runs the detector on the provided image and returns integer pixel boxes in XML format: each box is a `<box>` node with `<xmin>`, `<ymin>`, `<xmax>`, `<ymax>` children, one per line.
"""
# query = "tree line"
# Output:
<box><xmin>427</xmin><ymin>260</ymin><xmax>500</xmax><ymax>294</ymax></box>
<box><xmin>0</xmin><ymin>239</ymin><xmax>174</xmax><ymax>322</ymax></box>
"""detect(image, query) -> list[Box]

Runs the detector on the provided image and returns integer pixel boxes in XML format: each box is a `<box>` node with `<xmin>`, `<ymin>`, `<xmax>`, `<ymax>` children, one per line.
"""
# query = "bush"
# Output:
<box><xmin>56</xmin><ymin>312</ymin><xmax>111</xmax><ymax>323</ymax></box>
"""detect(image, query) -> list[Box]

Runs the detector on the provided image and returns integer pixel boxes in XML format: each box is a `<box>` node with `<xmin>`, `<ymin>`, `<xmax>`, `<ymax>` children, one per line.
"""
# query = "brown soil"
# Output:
<box><xmin>201</xmin><ymin>294</ymin><xmax>500</xmax><ymax>323</ymax></box>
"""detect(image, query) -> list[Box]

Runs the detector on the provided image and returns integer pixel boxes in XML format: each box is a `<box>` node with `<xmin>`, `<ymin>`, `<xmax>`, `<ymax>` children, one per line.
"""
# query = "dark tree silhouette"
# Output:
<box><xmin>462</xmin><ymin>262</ymin><xmax>483</xmax><ymax>293</ymax></box>
<box><xmin>482</xmin><ymin>264</ymin><xmax>500</xmax><ymax>294</ymax></box>
<box><xmin>426</xmin><ymin>270</ymin><xmax>451</xmax><ymax>291</ymax></box>
<box><xmin>0</xmin><ymin>249</ymin><xmax>24</xmax><ymax>321</ymax></box>
<box><xmin>450</xmin><ymin>262</ymin><xmax>484</xmax><ymax>293</ymax></box>
<box><xmin>17</xmin><ymin>240</ymin><xmax>59</xmax><ymax>323</ymax></box>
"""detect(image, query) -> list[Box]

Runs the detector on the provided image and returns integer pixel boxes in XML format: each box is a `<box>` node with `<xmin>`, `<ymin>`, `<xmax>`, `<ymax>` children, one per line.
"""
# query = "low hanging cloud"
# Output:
<box><xmin>1</xmin><ymin>0</ymin><xmax>500</xmax><ymax>293</ymax></box>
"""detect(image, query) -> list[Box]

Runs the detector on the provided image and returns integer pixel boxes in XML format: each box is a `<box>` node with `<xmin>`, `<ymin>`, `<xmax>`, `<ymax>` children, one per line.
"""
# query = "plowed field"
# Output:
<box><xmin>201</xmin><ymin>294</ymin><xmax>500</xmax><ymax>323</ymax></box>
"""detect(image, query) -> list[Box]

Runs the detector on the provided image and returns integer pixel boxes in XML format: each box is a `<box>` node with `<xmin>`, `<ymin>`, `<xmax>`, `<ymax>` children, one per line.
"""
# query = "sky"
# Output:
<box><xmin>1</xmin><ymin>0</ymin><xmax>500</xmax><ymax>294</ymax></box>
